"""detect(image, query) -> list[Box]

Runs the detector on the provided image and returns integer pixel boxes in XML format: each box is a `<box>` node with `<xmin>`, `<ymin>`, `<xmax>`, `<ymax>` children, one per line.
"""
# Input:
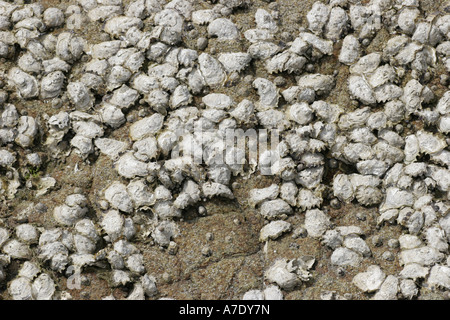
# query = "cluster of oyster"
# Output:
<box><xmin>243</xmin><ymin>0</ymin><xmax>450</xmax><ymax>299</ymax></box>
<box><xmin>0</xmin><ymin>0</ymin><xmax>449</xmax><ymax>300</ymax></box>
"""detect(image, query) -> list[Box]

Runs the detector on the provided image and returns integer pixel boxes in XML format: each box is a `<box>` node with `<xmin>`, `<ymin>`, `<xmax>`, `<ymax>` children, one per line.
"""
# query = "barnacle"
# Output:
<box><xmin>355</xmin><ymin>186</ymin><xmax>383</xmax><ymax>206</ymax></box>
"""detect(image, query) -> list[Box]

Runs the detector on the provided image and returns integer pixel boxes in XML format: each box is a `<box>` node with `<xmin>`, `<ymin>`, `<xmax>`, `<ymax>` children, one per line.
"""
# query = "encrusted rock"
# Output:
<box><xmin>330</xmin><ymin>247</ymin><xmax>362</xmax><ymax>267</ymax></box>
<box><xmin>260</xmin><ymin>199</ymin><xmax>293</xmax><ymax>220</ymax></box>
<box><xmin>352</xmin><ymin>265</ymin><xmax>386</xmax><ymax>293</ymax></box>
<box><xmin>304</xmin><ymin>209</ymin><xmax>331</xmax><ymax>238</ymax></box>
<box><xmin>260</xmin><ymin>220</ymin><xmax>292</xmax><ymax>242</ymax></box>
<box><xmin>265</xmin><ymin>259</ymin><xmax>301</xmax><ymax>290</ymax></box>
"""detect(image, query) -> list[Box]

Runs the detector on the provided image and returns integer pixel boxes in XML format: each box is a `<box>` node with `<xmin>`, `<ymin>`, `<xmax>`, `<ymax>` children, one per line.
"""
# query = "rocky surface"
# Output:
<box><xmin>0</xmin><ymin>0</ymin><xmax>449</xmax><ymax>300</ymax></box>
